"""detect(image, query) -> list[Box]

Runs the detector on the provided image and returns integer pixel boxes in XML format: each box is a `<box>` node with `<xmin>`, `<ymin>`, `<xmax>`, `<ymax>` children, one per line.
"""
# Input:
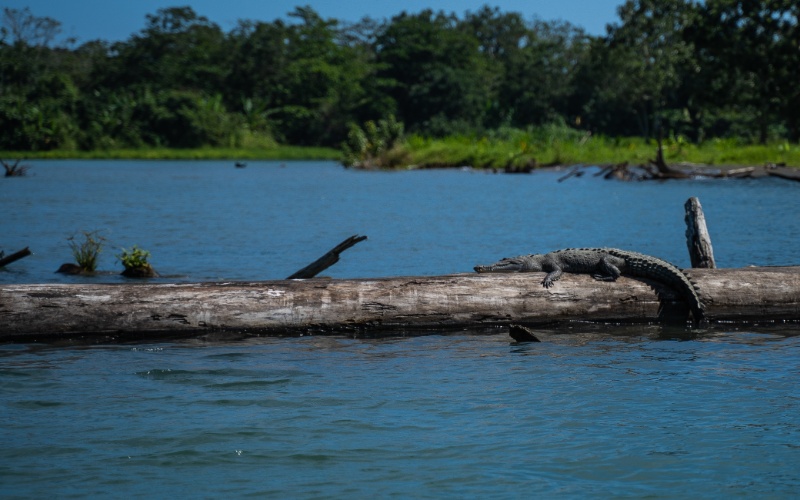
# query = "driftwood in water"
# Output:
<box><xmin>287</xmin><ymin>234</ymin><xmax>367</xmax><ymax>279</ymax></box>
<box><xmin>559</xmin><ymin>139</ymin><xmax>799</xmax><ymax>182</ymax></box>
<box><xmin>1</xmin><ymin>159</ymin><xmax>30</xmax><ymax>177</ymax></box>
<box><xmin>0</xmin><ymin>247</ymin><xmax>32</xmax><ymax>268</ymax></box>
<box><xmin>684</xmin><ymin>197</ymin><xmax>716</xmax><ymax>269</ymax></box>
<box><xmin>766</xmin><ymin>165</ymin><xmax>800</xmax><ymax>182</ymax></box>
<box><xmin>566</xmin><ymin>161</ymin><xmax>800</xmax><ymax>182</ymax></box>
<box><xmin>647</xmin><ymin>135</ymin><xmax>693</xmax><ymax>179</ymax></box>
<box><xmin>1</xmin><ymin>267</ymin><xmax>799</xmax><ymax>341</ymax></box>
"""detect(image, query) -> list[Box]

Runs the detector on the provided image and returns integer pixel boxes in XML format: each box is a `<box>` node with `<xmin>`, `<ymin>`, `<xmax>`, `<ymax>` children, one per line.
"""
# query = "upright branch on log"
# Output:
<box><xmin>0</xmin><ymin>247</ymin><xmax>32</xmax><ymax>268</ymax></box>
<box><xmin>287</xmin><ymin>234</ymin><xmax>368</xmax><ymax>279</ymax></box>
<box><xmin>1</xmin><ymin>159</ymin><xmax>31</xmax><ymax>177</ymax></box>
<box><xmin>651</xmin><ymin>133</ymin><xmax>669</xmax><ymax>173</ymax></box>
<box><xmin>644</xmin><ymin>133</ymin><xmax>692</xmax><ymax>180</ymax></box>
<box><xmin>684</xmin><ymin>197</ymin><xmax>716</xmax><ymax>269</ymax></box>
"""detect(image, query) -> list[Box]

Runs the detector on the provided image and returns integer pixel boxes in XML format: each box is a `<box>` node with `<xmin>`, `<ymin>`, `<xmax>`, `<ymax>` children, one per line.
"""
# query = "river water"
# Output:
<box><xmin>2</xmin><ymin>160</ymin><xmax>800</xmax><ymax>497</ymax></box>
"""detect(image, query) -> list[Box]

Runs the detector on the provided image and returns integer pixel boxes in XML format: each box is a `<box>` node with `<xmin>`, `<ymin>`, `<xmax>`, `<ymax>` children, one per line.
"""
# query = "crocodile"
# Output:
<box><xmin>474</xmin><ymin>248</ymin><xmax>705</xmax><ymax>324</ymax></box>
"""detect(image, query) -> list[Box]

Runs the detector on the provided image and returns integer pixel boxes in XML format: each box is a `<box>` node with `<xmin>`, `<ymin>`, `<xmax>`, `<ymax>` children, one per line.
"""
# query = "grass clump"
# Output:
<box><xmin>67</xmin><ymin>230</ymin><xmax>106</xmax><ymax>272</ymax></box>
<box><xmin>404</xmin><ymin>124</ymin><xmax>608</xmax><ymax>169</ymax></box>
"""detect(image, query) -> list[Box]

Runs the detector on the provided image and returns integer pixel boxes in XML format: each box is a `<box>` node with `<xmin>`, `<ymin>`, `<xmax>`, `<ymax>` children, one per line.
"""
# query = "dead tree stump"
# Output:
<box><xmin>684</xmin><ymin>197</ymin><xmax>716</xmax><ymax>268</ymax></box>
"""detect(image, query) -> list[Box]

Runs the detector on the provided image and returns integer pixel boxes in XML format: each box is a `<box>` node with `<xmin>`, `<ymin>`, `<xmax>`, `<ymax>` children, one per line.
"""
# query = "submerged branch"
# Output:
<box><xmin>0</xmin><ymin>247</ymin><xmax>32</xmax><ymax>268</ymax></box>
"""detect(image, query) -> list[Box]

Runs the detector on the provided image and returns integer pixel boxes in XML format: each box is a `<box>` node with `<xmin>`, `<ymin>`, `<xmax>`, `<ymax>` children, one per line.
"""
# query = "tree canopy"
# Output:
<box><xmin>1</xmin><ymin>1</ymin><xmax>797</xmax><ymax>152</ymax></box>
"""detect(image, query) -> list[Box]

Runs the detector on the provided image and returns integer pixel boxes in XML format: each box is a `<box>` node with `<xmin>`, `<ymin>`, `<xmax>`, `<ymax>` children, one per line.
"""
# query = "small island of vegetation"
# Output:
<box><xmin>1</xmin><ymin>2</ymin><xmax>798</xmax><ymax>170</ymax></box>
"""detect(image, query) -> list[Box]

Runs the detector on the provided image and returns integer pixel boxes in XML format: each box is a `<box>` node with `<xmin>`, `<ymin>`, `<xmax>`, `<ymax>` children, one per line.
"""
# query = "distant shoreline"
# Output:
<box><xmin>2</xmin><ymin>139</ymin><xmax>797</xmax><ymax>172</ymax></box>
<box><xmin>0</xmin><ymin>146</ymin><xmax>340</xmax><ymax>162</ymax></box>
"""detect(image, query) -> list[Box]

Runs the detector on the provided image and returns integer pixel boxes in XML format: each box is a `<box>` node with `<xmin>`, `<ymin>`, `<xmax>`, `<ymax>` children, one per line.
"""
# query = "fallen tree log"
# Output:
<box><xmin>1</xmin><ymin>267</ymin><xmax>799</xmax><ymax>342</ymax></box>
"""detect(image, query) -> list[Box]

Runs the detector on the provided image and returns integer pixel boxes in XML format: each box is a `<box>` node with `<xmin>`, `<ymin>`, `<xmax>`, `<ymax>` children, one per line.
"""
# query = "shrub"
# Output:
<box><xmin>117</xmin><ymin>245</ymin><xmax>159</xmax><ymax>278</ymax></box>
<box><xmin>341</xmin><ymin>115</ymin><xmax>406</xmax><ymax>168</ymax></box>
<box><xmin>117</xmin><ymin>245</ymin><xmax>151</xmax><ymax>270</ymax></box>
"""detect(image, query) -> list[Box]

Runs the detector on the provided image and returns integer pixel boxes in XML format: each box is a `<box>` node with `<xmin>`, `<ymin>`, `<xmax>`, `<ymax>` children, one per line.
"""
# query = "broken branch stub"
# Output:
<box><xmin>287</xmin><ymin>234</ymin><xmax>368</xmax><ymax>279</ymax></box>
<box><xmin>684</xmin><ymin>197</ymin><xmax>716</xmax><ymax>269</ymax></box>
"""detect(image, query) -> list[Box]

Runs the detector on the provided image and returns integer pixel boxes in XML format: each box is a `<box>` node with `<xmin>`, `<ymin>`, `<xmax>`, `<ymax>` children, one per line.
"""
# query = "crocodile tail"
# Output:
<box><xmin>683</xmin><ymin>271</ymin><xmax>707</xmax><ymax>325</ymax></box>
<box><xmin>604</xmin><ymin>248</ymin><xmax>705</xmax><ymax>324</ymax></box>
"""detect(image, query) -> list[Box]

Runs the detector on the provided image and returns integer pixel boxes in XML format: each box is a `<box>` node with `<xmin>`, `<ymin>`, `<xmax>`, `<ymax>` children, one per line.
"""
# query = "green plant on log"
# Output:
<box><xmin>341</xmin><ymin>115</ymin><xmax>405</xmax><ymax>168</ymax></box>
<box><xmin>67</xmin><ymin>230</ymin><xmax>105</xmax><ymax>272</ymax></box>
<box><xmin>117</xmin><ymin>245</ymin><xmax>151</xmax><ymax>270</ymax></box>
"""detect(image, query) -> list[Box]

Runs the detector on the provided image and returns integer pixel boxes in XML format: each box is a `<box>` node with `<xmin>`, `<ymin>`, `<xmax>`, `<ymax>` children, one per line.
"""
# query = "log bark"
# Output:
<box><xmin>1</xmin><ymin>267</ymin><xmax>799</xmax><ymax>341</ymax></box>
<box><xmin>684</xmin><ymin>197</ymin><xmax>716</xmax><ymax>268</ymax></box>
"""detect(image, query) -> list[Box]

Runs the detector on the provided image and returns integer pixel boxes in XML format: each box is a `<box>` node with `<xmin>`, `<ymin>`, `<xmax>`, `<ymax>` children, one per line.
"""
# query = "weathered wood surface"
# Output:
<box><xmin>684</xmin><ymin>197</ymin><xmax>716</xmax><ymax>269</ymax></box>
<box><xmin>1</xmin><ymin>267</ymin><xmax>799</xmax><ymax>341</ymax></box>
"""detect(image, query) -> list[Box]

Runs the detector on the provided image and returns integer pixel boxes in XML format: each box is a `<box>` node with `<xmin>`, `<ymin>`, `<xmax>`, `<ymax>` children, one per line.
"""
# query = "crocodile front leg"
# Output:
<box><xmin>541</xmin><ymin>266</ymin><xmax>563</xmax><ymax>288</ymax></box>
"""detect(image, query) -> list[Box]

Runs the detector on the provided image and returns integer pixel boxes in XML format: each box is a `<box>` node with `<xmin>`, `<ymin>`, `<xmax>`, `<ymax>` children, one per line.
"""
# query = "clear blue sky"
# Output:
<box><xmin>4</xmin><ymin>1</ymin><xmax>624</xmax><ymax>44</ymax></box>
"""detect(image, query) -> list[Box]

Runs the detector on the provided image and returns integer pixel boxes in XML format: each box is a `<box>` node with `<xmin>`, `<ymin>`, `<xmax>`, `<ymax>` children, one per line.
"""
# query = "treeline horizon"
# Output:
<box><xmin>1</xmin><ymin>1</ymin><xmax>798</xmax><ymax>152</ymax></box>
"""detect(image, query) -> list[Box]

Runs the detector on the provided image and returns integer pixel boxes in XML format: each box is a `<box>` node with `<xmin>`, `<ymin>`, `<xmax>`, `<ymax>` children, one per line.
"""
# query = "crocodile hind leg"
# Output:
<box><xmin>591</xmin><ymin>255</ymin><xmax>623</xmax><ymax>282</ymax></box>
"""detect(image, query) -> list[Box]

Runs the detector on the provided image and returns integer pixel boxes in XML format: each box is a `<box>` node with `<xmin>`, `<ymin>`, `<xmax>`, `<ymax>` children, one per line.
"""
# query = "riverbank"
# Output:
<box><xmin>0</xmin><ymin>145</ymin><xmax>340</xmax><ymax>161</ymax></box>
<box><xmin>3</xmin><ymin>133</ymin><xmax>798</xmax><ymax>169</ymax></box>
<box><xmin>401</xmin><ymin>133</ymin><xmax>800</xmax><ymax>171</ymax></box>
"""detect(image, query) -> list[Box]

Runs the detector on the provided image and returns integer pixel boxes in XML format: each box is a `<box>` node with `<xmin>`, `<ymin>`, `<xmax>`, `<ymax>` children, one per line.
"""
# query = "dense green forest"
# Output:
<box><xmin>1</xmin><ymin>1</ymin><xmax>798</xmax><ymax>154</ymax></box>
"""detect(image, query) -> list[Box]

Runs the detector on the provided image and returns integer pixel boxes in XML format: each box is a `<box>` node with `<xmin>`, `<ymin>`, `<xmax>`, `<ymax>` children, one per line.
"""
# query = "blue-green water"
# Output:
<box><xmin>2</xmin><ymin>161</ymin><xmax>800</xmax><ymax>497</ymax></box>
